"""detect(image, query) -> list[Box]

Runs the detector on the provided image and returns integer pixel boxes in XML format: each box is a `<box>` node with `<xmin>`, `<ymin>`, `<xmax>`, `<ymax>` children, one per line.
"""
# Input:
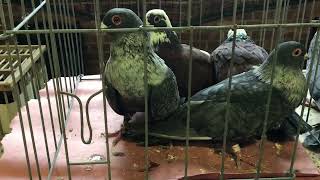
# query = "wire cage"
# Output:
<box><xmin>0</xmin><ymin>0</ymin><xmax>320</xmax><ymax>179</ymax></box>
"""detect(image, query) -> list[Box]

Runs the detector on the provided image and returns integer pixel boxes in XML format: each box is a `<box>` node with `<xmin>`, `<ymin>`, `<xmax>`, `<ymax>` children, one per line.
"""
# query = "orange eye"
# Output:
<box><xmin>292</xmin><ymin>48</ymin><xmax>302</xmax><ymax>57</ymax></box>
<box><xmin>112</xmin><ymin>15</ymin><xmax>122</xmax><ymax>26</ymax></box>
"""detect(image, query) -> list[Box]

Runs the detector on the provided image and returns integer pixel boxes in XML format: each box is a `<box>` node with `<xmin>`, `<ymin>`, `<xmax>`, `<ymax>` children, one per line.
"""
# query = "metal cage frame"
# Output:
<box><xmin>0</xmin><ymin>0</ymin><xmax>320</xmax><ymax>180</ymax></box>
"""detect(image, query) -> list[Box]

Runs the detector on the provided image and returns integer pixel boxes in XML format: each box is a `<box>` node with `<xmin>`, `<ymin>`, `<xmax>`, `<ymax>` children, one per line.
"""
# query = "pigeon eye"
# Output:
<box><xmin>292</xmin><ymin>48</ymin><xmax>302</xmax><ymax>57</ymax></box>
<box><xmin>154</xmin><ymin>16</ymin><xmax>161</xmax><ymax>23</ymax></box>
<box><xmin>112</xmin><ymin>15</ymin><xmax>122</xmax><ymax>26</ymax></box>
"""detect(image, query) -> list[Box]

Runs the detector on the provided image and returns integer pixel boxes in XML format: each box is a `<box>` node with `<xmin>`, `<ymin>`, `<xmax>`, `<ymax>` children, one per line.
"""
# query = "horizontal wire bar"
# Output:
<box><xmin>2</xmin><ymin>23</ymin><xmax>320</xmax><ymax>35</ymax></box>
<box><xmin>229</xmin><ymin>177</ymin><xmax>294</xmax><ymax>180</ymax></box>
<box><xmin>69</xmin><ymin>160</ymin><xmax>109</xmax><ymax>166</ymax></box>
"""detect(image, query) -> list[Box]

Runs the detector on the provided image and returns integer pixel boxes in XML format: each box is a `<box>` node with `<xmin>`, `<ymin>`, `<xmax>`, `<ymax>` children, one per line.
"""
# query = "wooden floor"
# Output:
<box><xmin>0</xmin><ymin>75</ymin><xmax>319</xmax><ymax>180</ymax></box>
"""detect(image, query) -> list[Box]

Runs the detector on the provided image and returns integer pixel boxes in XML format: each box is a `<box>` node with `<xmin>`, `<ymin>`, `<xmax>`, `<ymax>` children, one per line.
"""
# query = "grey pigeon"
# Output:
<box><xmin>211</xmin><ymin>29</ymin><xmax>268</xmax><ymax>82</ymax></box>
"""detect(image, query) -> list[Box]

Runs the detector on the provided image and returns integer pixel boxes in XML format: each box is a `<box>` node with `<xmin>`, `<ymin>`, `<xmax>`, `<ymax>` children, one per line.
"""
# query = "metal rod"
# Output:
<box><xmin>53</xmin><ymin>0</ymin><xmax>70</xmax><ymax>116</ymax></box>
<box><xmin>47</xmin><ymin>78</ymin><xmax>81</xmax><ymax>179</ymax></box>
<box><xmin>298</xmin><ymin>0</ymin><xmax>308</xmax><ymax>42</ymax></box>
<box><xmin>70</xmin><ymin>0</ymin><xmax>83</xmax><ymax>78</ymax></box>
<box><xmin>70</xmin><ymin>160</ymin><xmax>109</xmax><ymax>166</ymax></box>
<box><xmin>63</xmin><ymin>0</ymin><xmax>77</xmax><ymax>91</ymax></box>
<box><xmin>220</xmin><ymin>1</ymin><xmax>238</xmax><ymax>179</ymax></box>
<box><xmin>293</xmin><ymin>0</ymin><xmax>302</xmax><ymax>40</ymax></box>
<box><xmin>219</xmin><ymin>0</ymin><xmax>225</xmax><ymax>43</ymax></box>
<box><xmin>4</xmin><ymin>22</ymin><xmax>320</xmax><ymax>35</ymax></box>
<box><xmin>183</xmin><ymin>0</ymin><xmax>193</xmax><ymax>178</ymax></box>
<box><xmin>12</xmin><ymin>0</ymin><xmax>46</xmax><ymax>32</ymax></box>
<box><xmin>255</xmin><ymin>0</ymin><xmax>283</xmax><ymax>179</ymax></box>
<box><xmin>199</xmin><ymin>0</ymin><xmax>203</xmax><ymax>48</ymax></box>
<box><xmin>60</xmin><ymin>91</ymin><xmax>92</xmax><ymax>144</ymax></box>
<box><xmin>0</xmin><ymin>1</ymin><xmax>33</xmax><ymax>179</ymax></box>
<box><xmin>261</xmin><ymin>0</ymin><xmax>270</xmax><ymax>48</ymax></box>
<box><xmin>259</xmin><ymin>0</ymin><xmax>267</xmax><ymax>46</ymax></box>
<box><xmin>179</xmin><ymin>0</ymin><xmax>182</xmax><ymax>41</ymax></box>
<box><xmin>27</xmin><ymin>0</ymin><xmax>52</xmax><ymax>170</ymax></box>
<box><xmin>289</xmin><ymin>29</ymin><xmax>320</xmax><ymax>176</ymax></box>
<box><xmin>93</xmin><ymin>0</ymin><xmax>112</xmax><ymax>179</ymax></box>
<box><xmin>40</xmin><ymin>2</ymin><xmax>60</xmax><ymax>151</ymax></box>
<box><xmin>45</xmin><ymin>0</ymin><xmax>72</xmax><ymax>179</ymax></box>
<box><xmin>241</xmin><ymin>0</ymin><xmax>246</xmax><ymax>25</ymax></box>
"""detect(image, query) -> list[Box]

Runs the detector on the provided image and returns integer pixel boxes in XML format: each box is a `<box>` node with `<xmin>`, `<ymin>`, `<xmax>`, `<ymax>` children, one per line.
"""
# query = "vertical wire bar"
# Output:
<box><xmin>55</xmin><ymin>0</ymin><xmax>73</xmax><ymax>95</ymax></box>
<box><xmin>199</xmin><ymin>0</ymin><xmax>203</xmax><ymax>49</ymax></box>
<box><xmin>304</xmin><ymin>0</ymin><xmax>316</xmax><ymax>123</ymax></box>
<box><xmin>269</xmin><ymin>0</ymin><xmax>281</xmax><ymax>51</ymax></box>
<box><xmin>304</xmin><ymin>0</ymin><xmax>316</xmax><ymax>49</ymax></box>
<box><xmin>45</xmin><ymin>0</ymin><xmax>72</xmax><ymax>179</ymax></box>
<box><xmin>25</xmin><ymin>0</ymin><xmax>52</xmax><ymax>169</ymax></box>
<box><xmin>261</xmin><ymin>0</ymin><xmax>270</xmax><ymax>48</ymax></box>
<box><xmin>219</xmin><ymin>0</ymin><xmax>225</xmax><ymax>44</ymax></box>
<box><xmin>63</xmin><ymin>0</ymin><xmax>78</xmax><ymax>90</ymax></box>
<box><xmin>40</xmin><ymin>4</ymin><xmax>61</xmax><ymax>150</ymax></box>
<box><xmin>241</xmin><ymin>0</ymin><xmax>246</xmax><ymax>25</ymax></box>
<box><xmin>158</xmin><ymin>0</ymin><xmax>161</xmax><ymax>9</ymax></box>
<box><xmin>306</xmin><ymin>31</ymin><xmax>320</xmax><ymax>129</ymax></box>
<box><xmin>60</xmin><ymin>0</ymin><xmax>76</xmax><ymax>93</ymax></box>
<box><xmin>220</xmin><ymin>1</ymin><xmax>238</xmax><ymax>179</ymax></box>
<box><xmin>289</xmin><ymin>30</ymin><xmax>320</xmax><ymax>177</ymax></box>
<box><xmin>298</xmin><ymin>0</ymin><xmax>308</xmax><ymax>42</ymax></box>
<box><xmin>141</xmin><ymin>0</ymin><xmax>149</xmax><ymax>179</ymax></box>
<box><xmin>52</xmin><ymin>0</ymin><xmax>70</xmax><ymax>114</ymax></box>
<box><xmin>255</xmin><ymin>1</ymin><xmax>283</xmax><ymax>179</ymax></box>
<box><xmin>293</xmin><ymin>0</ymin><xmax>302</xmax><ymax>40</ymax></box>
<box><xmin>259</xmin><ymin>0</ymin><xmax>267</xmax><ymax>46</ymax></box>
<box><xmin>116</xmin><ymin>0</ymin><xmax>119</xmax><ymax>7</ymax></box>
<box><xmin>184</xmin><ymin>0</ymin><xmax>192</xmax><ymax>179</ymax></box>
<box><xmin>137</xmin><ymin>0</ymin><xmax>140</xmax><ymax>17</ymax></box>
<box><xmin>70</xmin><ymin>0</ymin><xmax>83</xmax><ymax>78</ymax></box>
<box><xmin>11</xmin><ymin>0</ymin><xmax>43</xmax><ymax>178</ymax></box>
<box><xmin>179</xmin><ymin>0</ymin><xmax>182</xmax><ymax>41</ymax></box>
<box><xmin>93</xmin><ymin>0</ymin><xmax>112</xmax><ymax>179</ymax></box>
<box><xmin>0</xmin><ymin>1</ymin><xmax>32</xmax><ymax>179</ymax></box>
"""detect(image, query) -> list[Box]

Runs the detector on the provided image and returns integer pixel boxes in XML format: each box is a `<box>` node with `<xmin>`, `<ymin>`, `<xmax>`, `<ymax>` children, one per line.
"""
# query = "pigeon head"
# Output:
<box><xmin>227</xmin><ymin>29</ymin><xmax>248</xmax><ymax>41</ymax></box>
<box><xmin>268</xmin><ymin>41</ymin><xmax>306</xmax><ymax>69</ymax></box>
<box><xmin>101</xmin><ymin>8</ymin><xmax>142</xmax><ymax>29</ymax></box>
<box><xmin>146</xmin><ymin>9</ymin><xmax>172</xmax><ymax>27</ymax></box>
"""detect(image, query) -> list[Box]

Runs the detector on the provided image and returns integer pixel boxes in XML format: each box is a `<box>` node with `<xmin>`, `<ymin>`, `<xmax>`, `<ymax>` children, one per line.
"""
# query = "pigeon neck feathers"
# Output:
<box><xmin>253</xmin><ymin>59</ymin><xmax>306</xmax><ymax>107</ymax></box>
<box><xmin>110</xmin><ymin>31</ymin><xmax>153</xmax><ymax>57</ymax></box>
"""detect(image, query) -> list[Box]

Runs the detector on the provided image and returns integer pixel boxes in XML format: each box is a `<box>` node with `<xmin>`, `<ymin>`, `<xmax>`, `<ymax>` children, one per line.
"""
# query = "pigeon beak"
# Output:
<box><xmin>100</xmin><ymin>22</ymin><xmax>109</xmax><ymax>29</ymax></box>
<box><xmin>304</xmin><ymin>53</ymin><xmax>309</xmax><ymax>61</ymax></box>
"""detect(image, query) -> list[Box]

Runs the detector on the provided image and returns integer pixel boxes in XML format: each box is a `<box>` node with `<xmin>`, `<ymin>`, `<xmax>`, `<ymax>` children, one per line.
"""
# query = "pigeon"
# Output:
<box><xmin>146</xmin><ymin>9</ymin><xmax>217</xmax><ymax>98</ymax></box>
<box><xmin>101</xmin><ymin>8</ymin><xmax>180</xmax><ymax>130</ymax></box>
<box><xmin>140</xmin><ymin>41</ymin><xmax>307</xmax><ymax>165</ymax></box>
<box><xmin>211</xmin><ymin>29</ymin><xmax>268</xmax><ymax>82</ymax></box>
<box><xmin>306</xmin><ymin>32</ymin><xmax>320</xmax><ymax>110</ymax></box>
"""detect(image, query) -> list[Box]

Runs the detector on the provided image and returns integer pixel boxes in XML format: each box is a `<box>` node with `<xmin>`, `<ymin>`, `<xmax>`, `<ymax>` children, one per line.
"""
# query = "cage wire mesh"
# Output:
<box><xmin>0</xmin><ymin>0</ymin><xmax>319</xmax><ymax>179</ymax></box>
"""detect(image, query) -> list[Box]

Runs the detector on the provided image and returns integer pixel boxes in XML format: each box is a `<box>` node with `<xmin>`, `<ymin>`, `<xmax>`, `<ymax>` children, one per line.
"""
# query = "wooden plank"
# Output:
<box><xmin>0</xmin><ymin>45</ymin><xmax>46</xmax><ymax>90</ymax></box>
<box><xmin>3</xmin><ymin>45</ymin><xmax>46</xmax><ymax>87</ymax></box>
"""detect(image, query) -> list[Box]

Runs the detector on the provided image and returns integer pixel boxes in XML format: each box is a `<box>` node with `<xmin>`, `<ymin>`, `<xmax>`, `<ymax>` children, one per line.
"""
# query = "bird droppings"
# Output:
<box><xmin>85</xmin><ymin>165</ymin><xmax>93</xmax><ymax>171</ymax></box>
<box><xmin>275</xmin><ymin>143</ymin><xmax>283</xmax><ymax>156</ymax></box>
<box><xmin>166</xmin><ymin>154</ymin><xmax>178</xmax><ymax>163</ymax></box>
<box><xmin>100</xmin><ymin>133</ymin><xmax>106</xmax><ymax>137</ymax></box>
<box><xmin>69</xmin><ymin>128</ymin><xmax>73</xmax><ymax>132</ymax></box>
<box><xmin>88</xmin><ymin>154</ymin><xmax>105</xmax><ymax>162</ymax></box>
<box><xmin>56</xmin><ymin>177</ymin><xmax>64</xmax><ymax>180</ymax></box>
<box><xmin>199</xmin><ymin>168</ymin><xmax>206</xmax><ymax>174</ymax></box>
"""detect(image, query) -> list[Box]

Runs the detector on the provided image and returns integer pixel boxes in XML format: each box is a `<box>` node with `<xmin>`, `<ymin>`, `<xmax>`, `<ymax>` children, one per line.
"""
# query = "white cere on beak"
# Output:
<box><xmin>146</xmin><ymin>9</ymin><xmax>173</xmax><ymax>27</ymax></box>
<box><xmin>227</xmin><ymin>28</ymin><xmax>247</xmax><ymax>39</ymax></box>
<box><xmin>100</xmin><ymin>22</ymin><xmax>108</xmax><ymax>29</ymax></box>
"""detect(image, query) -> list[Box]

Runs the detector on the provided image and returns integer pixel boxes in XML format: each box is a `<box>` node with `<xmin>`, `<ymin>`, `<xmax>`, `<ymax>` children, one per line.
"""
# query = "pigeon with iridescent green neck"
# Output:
<box><xmin>146</xmin><ymin>9</ymin><xmax>217</xmax><ymax>98</ymax></box>
<box><xmin>150</xmin><ymin>41</ymin><xmax>307</xmax><ymax>143</ymax></box>
<box><xmin>101</xmin><ymin>8</ymin><xmax>180</xmax><ymax>124</ymax></box>
<box><xmin>212</xmin><ymin>29</ymin><xmax>268</xmax><ymax>82</ymax></box>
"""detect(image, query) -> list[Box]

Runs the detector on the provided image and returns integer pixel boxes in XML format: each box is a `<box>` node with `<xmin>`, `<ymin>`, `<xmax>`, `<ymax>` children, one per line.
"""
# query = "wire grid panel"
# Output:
<box><xmin>0</xmin><ymin>0</ymin><xmax>319</xmax><ymax>180</ymax></box>
<box><xmin>0</xmin><ymin>45</ymin><xmax>46</xmax><ymax>91</ymax></box>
